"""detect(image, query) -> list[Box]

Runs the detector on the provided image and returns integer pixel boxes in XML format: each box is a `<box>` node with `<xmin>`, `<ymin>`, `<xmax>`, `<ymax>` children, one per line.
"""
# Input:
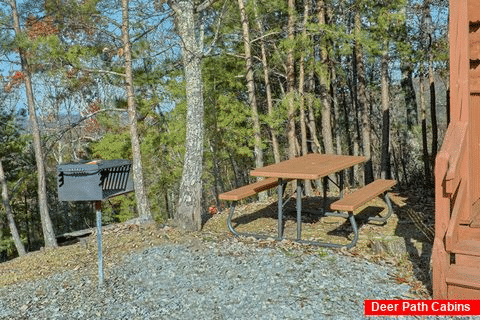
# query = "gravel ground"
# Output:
<box><xmin>0</xmin><ymin>237</ymin><xmax>418</xmax><ymax>319</ymax></box>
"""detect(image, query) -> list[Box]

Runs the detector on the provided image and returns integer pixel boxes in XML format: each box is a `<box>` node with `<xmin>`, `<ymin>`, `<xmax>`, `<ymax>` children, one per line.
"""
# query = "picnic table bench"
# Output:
<box><xmin>328</xmin><ymin>179</ymin><xmax>397</xmax><ymax>248</ymax></box>
<box><xmin>219</xmin><ymin>177</ymin><xmax>291</xmax><ymax>238</ymax></box>
<box><xmin>219</xmin><ymin>154</ymin><xmax>396</xmax><ymax>248</ymax></box>
<box><xmin>218</xmin><ymin>177</ymin><xmax>287</xmax><ymax>201</ymax></box>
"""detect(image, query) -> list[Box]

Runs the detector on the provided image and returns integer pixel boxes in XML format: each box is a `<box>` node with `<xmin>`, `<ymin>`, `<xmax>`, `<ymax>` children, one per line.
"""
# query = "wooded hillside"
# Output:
<box><xmin>0</xmin><ymin>0</ymin><xmax>448</xmax><ymax>260</ymax></box>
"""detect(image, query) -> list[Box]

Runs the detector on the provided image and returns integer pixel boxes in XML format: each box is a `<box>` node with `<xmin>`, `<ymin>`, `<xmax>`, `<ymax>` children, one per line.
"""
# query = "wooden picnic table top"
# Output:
<box><xmin>250</xmin><ymin>153</ymin><xmax>366</xmax><ymax>180</ymax></box>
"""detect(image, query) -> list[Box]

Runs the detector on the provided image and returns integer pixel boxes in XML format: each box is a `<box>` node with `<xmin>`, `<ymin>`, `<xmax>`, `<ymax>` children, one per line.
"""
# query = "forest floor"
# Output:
<box><xmin>0</xmin><ymin>183</ymin><xmax>434</xmax><ymax>299</ymax></box>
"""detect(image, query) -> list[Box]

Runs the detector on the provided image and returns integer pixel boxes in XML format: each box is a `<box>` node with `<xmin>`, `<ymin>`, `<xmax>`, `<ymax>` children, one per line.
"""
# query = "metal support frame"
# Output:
<box><xmin>368</xmin><ymin>192</ymin><xmax>394</xmax><ymax>223</ymax></box>
<box><xmin>322</xmin><ymin>172</ymin><xmax>345</xmax><ymax>214</ymax></box>
<box><xmin>95</xmin><ymin>201</ymin><xmax>104</xmax><ymax>285</ymax></box>
<box><xmin>225</xmin><ymin>179</ymin><xmax>395</xmax><ymax>249</ymax></box>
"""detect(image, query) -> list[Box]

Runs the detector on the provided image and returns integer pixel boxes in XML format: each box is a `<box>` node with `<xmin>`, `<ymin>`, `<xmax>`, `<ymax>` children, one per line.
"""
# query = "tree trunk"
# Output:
<box><xmin>429</xmin><ymin>51</ymin><xmax>438</xmax><ymax>166</ymax></box>
<box><xmin>121</xmin><ymin>0</ymin><xmax>152</xmax><ymax>221</ymax></box>
<box><xmin>173</xmin><ymin>0</ymin><xmax>205</xmax><ymax>231</ymax></box>
<box><xmin>380</xmin><ymin>41</ymin><xmax>391</xmax><ymax>179</ymax></box>
<box><xmin>287</xmin><ymin>0</ymin><xmax>297</xmax><ymax>160</ymax></box>
<box><xmin>342</xmin><ymin>91</ymin><xmax>355</xmax><ymax>185</ymax></box>
<box><xmin>424</xmin><ymin>5</ymin><xmax>438</xmax><ymax>168</ymax></box>
<box><xmin>326</xmin><ymin>5</ymin><xmax>341</xmax><ymax>157</ymax></box>
<box><xmin>299</xmin><ymin>1</ymin><xmax>309</xmax><ymax>158</ymax></box>
<box><xmin>307</xmin><ymin>69</ymin><xmax>321</xmax><ymax>153</ymax></box>
<box><xmin>331</xmin><ymin>68</ymin><xmax>341</xmax><ymax>156</ymax></box>
<box><xmin>354</xmin><ymin>8</ymin><xmax>374</xmax><ymax>184</ymax></box>
<box><xmin>299</xmin><ymin>0</ymin><xmax>313</xmax><ymax>196</ymax></box>
<box><xmin>237</xmin><ymin>0</ymin><xmax>265</xmax><ymax>201</ymax></box>
<box><xmin>317</xmin><ymin>0</ymin><xmax>334</xmax><ymax>155</ymax></box>
<box><xmin>420</xmin><ymin>70</ymin><xmax>431</xmax><ymax>182</ymax></box>
<box><xmin>350</xmin><ymin>54</ymin><xmax>362</xmax><ymax>184</ymax></box>
<box><xmin>401</xmin><ymin>63</ymin><xmax>418</xmax><ymax>129</ymax></box>
<box><xmin>9</xmin><ymin>0</ymin><xmax>57</xmax><ymax>248</ymax></box>
<box><xmin>0</xmin><ymin>160</ymin><xmax>26</xmax><ymax>256</ymax></box>
<box><xmin>252</xmin><ymin>0</ymin><xmax>280</xmax><ymax>163</ymax></box>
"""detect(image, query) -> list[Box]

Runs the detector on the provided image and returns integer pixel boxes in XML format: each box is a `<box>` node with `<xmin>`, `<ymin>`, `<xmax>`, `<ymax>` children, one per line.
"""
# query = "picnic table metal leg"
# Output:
<box><xmin>295</xmin><ymin>211</ymin><xmax>359</xmax><ymax>249</ymax></box>
<box><xmin>277</xmin><ymin>178</ymin><xmax>283</xmax><ymax>239</ymax></box>
<box><xmin>226</xmin><ymin>178</ymin><xmax>298</xmax><ymax>241</ymax></box>
<box><xmin>296</xmin><ymin>182</ymin><xmax>302</xmax><ymax>240</ymax></box>
<box><xmin>368</xmin><ymin>192</ymin><xmax>394</xmax><ymax>223</ymax></box>
<box><xmin>323</xmin><ymin>177</ymin><xmax>328</xmax><ymax>214</ymax></box>
<box><xmin>346</xmin><ymin>212</ymin><xmax>359</xmax><ymax>249</ymax></box>
<box><xmin>227</xmin><ymin>201</ymin><xmax>239</xmax><ymax>237</ymax></box>
<box><xmin>338</xmin><ymin>170</ymin><xmax>345</xmax><ymax>198</ymax></box>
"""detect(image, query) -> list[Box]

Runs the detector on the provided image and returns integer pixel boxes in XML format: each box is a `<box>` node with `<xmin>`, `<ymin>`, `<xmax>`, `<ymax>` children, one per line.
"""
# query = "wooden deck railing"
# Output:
<box><xmin>433</xmin><ymin>121</ymin><xmax>467</xmax><ymax>298</ymax></box>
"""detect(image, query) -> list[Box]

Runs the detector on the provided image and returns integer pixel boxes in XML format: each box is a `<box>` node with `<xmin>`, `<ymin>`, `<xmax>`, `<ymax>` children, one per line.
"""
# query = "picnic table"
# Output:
<box><xmin>219</xmin><ymin>153</ymin><xmax>396</xmax><ymax>248</ymax></box>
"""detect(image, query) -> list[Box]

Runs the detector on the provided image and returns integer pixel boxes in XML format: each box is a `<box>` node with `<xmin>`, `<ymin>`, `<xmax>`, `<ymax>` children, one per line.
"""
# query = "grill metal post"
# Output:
<box><xmin>95</xmin><ymin>201</ymin><xmax>104</xmax><ymax>285</ymax></box>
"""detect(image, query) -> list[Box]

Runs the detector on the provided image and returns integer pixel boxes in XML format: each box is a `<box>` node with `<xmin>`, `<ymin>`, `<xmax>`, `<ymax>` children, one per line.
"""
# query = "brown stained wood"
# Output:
<box><xmin>470</xmin><ymin>199</ymin><xmax>480</xmax><ymax>226</ymax></box>
<box><xmin>250</xmin><ymin>153</ymin><xmax>366</xmax><ymax>180</ymax></box>
<box><xmin>452</xmin><ymin>239</ymin><xmax>480</xmax><ymax>256</ymax></box>
<box><xmin>445</xmin><ymin>123</ymin><xmax>467</xmax><ymax>192</ymax></box>
<box><xmin>219</xmin><ymin>177</ymin><xmax>284</xmax><ymax>201</ymax></box>
<box><xmin>470</xmin><ymin>62</ymin><xmax>480</xmax><ymax>92</ymax></box>
<box><xmin>433</xmin><ymin>152</ymin><xmax>450</xmax><ymax>299</ymax></box>
<box><xmin>471</xmin><ymin>29</ymin><xmax>480</xmax><ymax>60</ymax></box>
<box><xmin>456</xmin><ymin>253</ymin><xmax>480</xmax><ymax>268</ymax></box>
<box><xmin>460</xmin><ymin>0</ymin><xmax>470</xmax><ymax>123</ymax></box>
<box><xmin>448</xmin><ymin>284</ymin><xmax>480</xmax><ymax>299</ymax></box>
<box><xmin>469</xmin><ymin>0</ymin><xmax>480</xmax><ymax>24</ymax></box>
<box><xmin>458</xmin><ymin>149</ymin><xmax>470</xmax><ymax>225</ymax></box>
<box><xmin>450</xmin><ymin>0</ymin><xmax>460</xmax><ymax>121</ymax></box>
<box><xmin>457</xmin><ymin>224</ymin><xmax>480</xmax><ymax>242</ymax></box>
<box><xmin>451</xmin><ymin>0</ymin><xmax>470</xmax><ymax>123</ymax></box>
<box><xmin>435</xmin><ymin>152</ymin><xmax>450</xmax><ymax>241</ymax></box>
<box><xmin>440</xmin><ymin>122</ymin><xmax>467</xmax><ymax>185</ymax></box>
<box><xmin>471</xmin><ymin>95</ymin><xmax>480</xmax><ymax>210</ymax></box>
<box><xmin>432</xmin><ymin>240</ymin><xmax>449</xmax><ymax>299</ymax></box>
<box><xmin>329</xmin><ymin>179</ymin><xmax>396</xmax><ymax>212</ymax></box>
<box><xmin>433</xmin><ymin>0</ymin><xmax>480</xmax><ymax>299</ymax></box>
<box><xmin>446</xmin><ymin>265</ymin><xmax>480</xmax><ymax>292</ymax></box>
<box><xmin>446</xmin><ymin>181</ymin><xmax>467</xmax><ymax>251</ymax></box>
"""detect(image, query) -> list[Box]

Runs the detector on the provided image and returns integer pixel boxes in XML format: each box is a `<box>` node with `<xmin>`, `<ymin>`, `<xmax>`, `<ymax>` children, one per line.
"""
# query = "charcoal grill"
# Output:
<box><xmin>57</xmin><ymin>159</ymin><xmax>134</xmax><ymax>285</ymax></box>
<box><xmin>57</xmin><ymin>159</ymin><xmax>133</xmax><ymax>201</ymax></box>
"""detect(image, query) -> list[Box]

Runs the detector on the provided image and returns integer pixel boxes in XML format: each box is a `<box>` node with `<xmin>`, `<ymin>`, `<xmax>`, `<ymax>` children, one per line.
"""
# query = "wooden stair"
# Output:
<box><xmin>446</xmin><ymin>265</ymin><xmax>480</xmax><ymax>299</ymax></box>
<box><xmin>446</xmin><ymin>239</ymin><xmax>480</xmax><ymax>298</ymax></box>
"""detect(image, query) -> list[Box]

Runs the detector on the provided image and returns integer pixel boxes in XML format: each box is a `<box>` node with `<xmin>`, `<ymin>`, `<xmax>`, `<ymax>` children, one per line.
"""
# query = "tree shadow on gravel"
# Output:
<box><xmin>323</xmin><ymin>206</ymin><xmax>387</xmax><ymax>238</ymax></box>
<box><xmin>393</xmin><ymin>184</ymin><xmax>435</xmax><ymax>297</ymax></box>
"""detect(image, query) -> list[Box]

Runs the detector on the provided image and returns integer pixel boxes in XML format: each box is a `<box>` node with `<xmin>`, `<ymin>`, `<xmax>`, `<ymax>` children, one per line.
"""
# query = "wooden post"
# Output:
<box><xmin>433</xmin><ymin>152</ymin><xmax>450</xmax><ymax>298</ymax></box>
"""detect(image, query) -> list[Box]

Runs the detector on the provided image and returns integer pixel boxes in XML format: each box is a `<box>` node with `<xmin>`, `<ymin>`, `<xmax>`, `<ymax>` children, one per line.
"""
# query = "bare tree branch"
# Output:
<box><xmin>197</xmin><ymin>0</ymin><xmax>218</xmax><ymax>12</ymax></box>
<box><xmin>44</xmin><ymin>108</ymin><xmax>128</xmax><ymax>149</ymax></box>
<box><xmin>204</xmin><ymin>0</ymin><xmax>227</xmax><ymax>56</ymax></box>
<box><xmin>167</xmin><ymin>0</ymin><xmax>180</xmax><ymax>14</ymax></box>
<box><xmin>80</xmin><ymin>68</ymin><xmax>126</xmax><ymax>77</ymax></box>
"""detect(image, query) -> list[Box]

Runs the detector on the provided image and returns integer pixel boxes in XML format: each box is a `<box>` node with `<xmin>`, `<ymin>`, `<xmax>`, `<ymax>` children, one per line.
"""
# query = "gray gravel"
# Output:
<box><xmin>0</xmin><ymin>237</ymin><xmax>416</xmax><ymax>319</ymax></box>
